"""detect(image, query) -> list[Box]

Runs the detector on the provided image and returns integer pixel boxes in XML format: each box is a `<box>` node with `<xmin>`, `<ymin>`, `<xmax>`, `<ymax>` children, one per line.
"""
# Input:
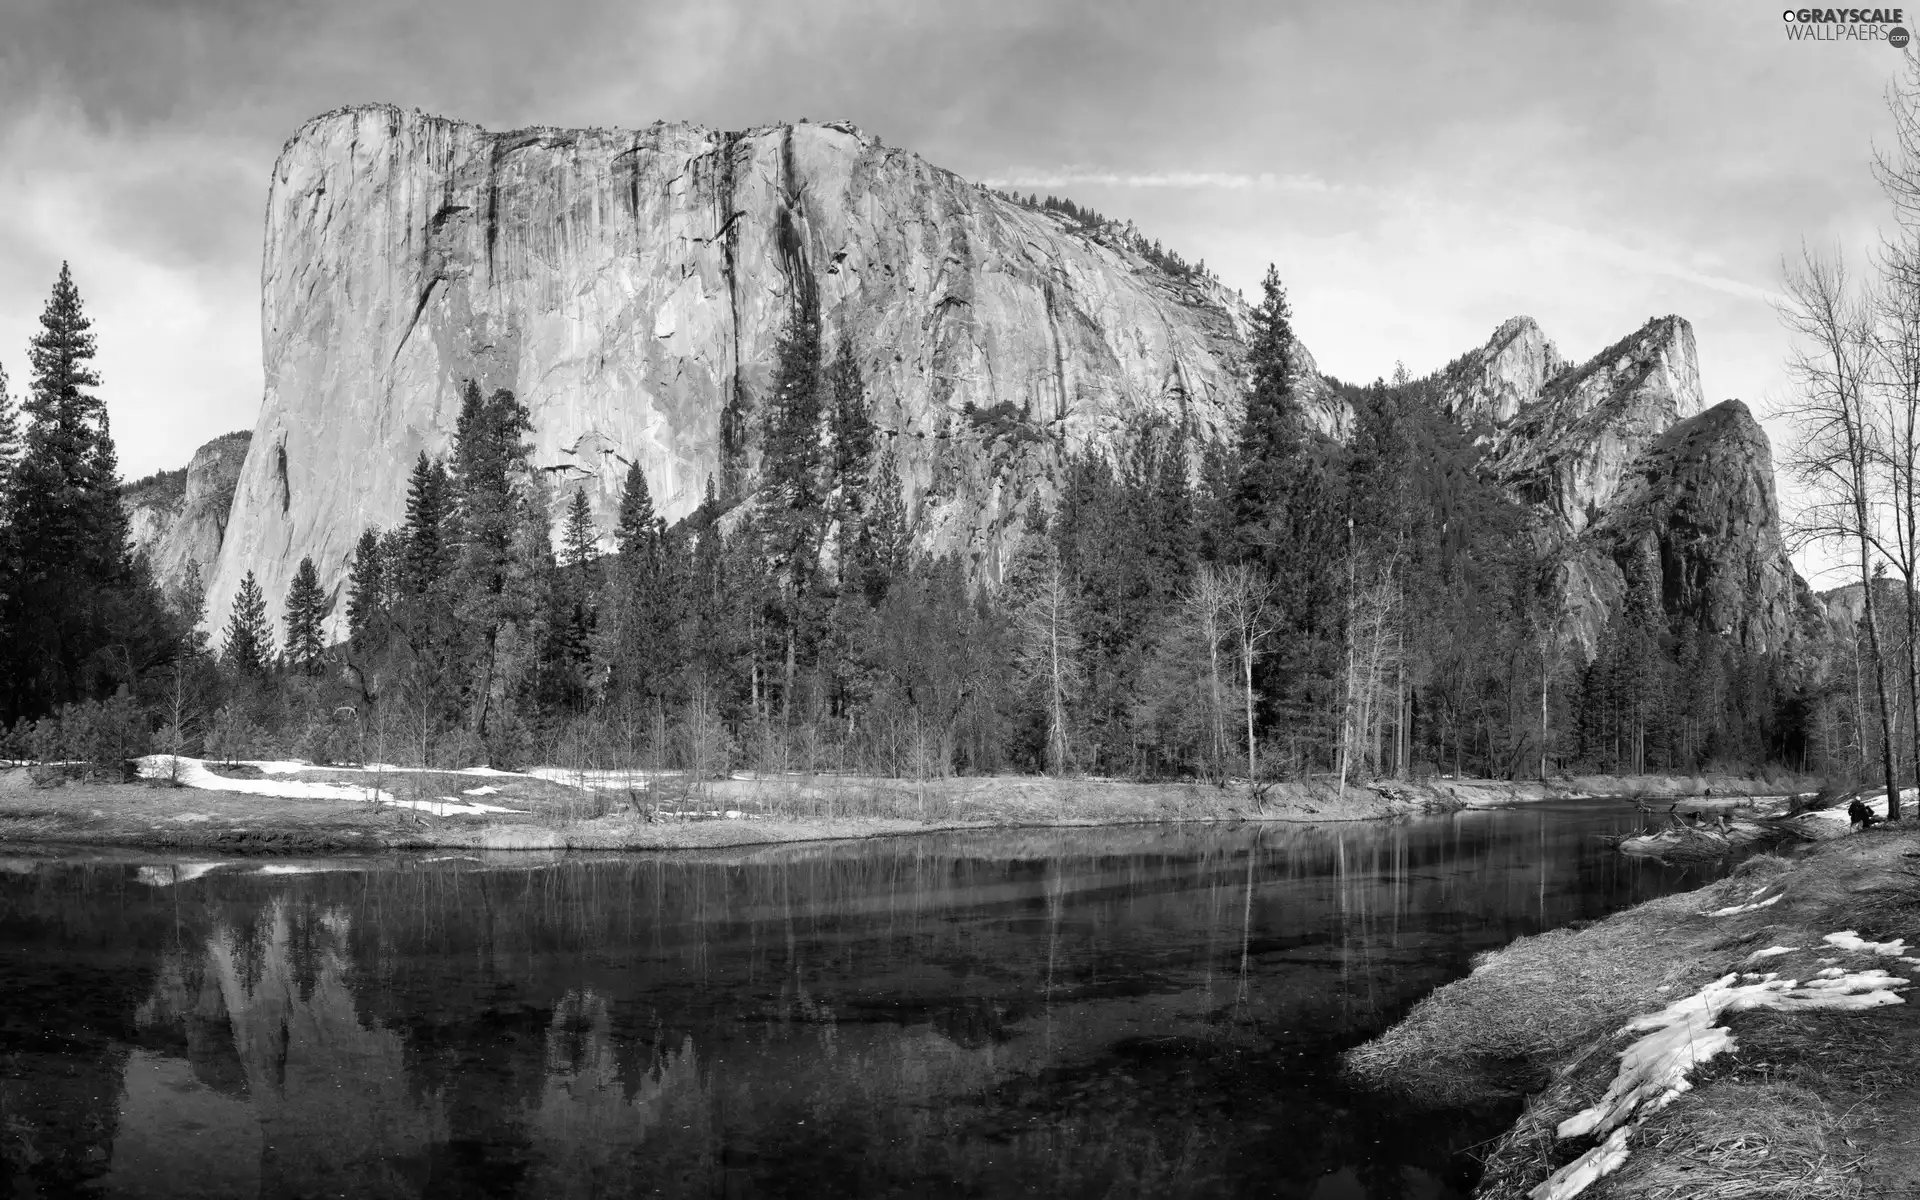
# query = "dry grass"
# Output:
<box><xmin>1344</xmin><ymin>825</ymin><xmax>1920</xmax><ymax>1198</ymax></box>
<box><xmin>1604</xmin><ymin>1082</ymin><xmax>1864</xmax><ymax>1200</ymax></box>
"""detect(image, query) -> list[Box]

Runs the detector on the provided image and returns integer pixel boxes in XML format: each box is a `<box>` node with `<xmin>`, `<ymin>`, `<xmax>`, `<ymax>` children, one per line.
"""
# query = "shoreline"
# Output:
<box><xmin>1343</xmin><ymin>820</ymin><xmax>1920</xmax><ymax>1198</ymax></box>
<box><xmin>0</xmin><ymin>761</ymin><xmax>1812</xmax><ymax>855</ymax></box>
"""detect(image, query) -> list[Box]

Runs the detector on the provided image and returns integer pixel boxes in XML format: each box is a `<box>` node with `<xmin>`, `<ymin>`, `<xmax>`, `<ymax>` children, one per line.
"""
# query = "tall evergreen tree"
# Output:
<box><xmin>614</xmin><ymin>463</ymin><xmax>660</xmax><ymax>564</ymax></box>
<box><xmin>2</xmin><ymin>264</ymin><xmax>173</xmax><ymax>719</ymax></box>
<box><xmin>447</xmin><ymin>381</ymin><xmax>539</xmax><ymax>754</ymax></box>
<box><xmin>346</xmin><ymin>528</ymin><xmax>386</xmax><ymax>648</ymax></box>
<box><xmin>400</xmin><ymin>452</ymin><xmax>452</xmax><ymax>596</ymax></box>
<box><xmin>827</xmin><ymin>336</ymin><xmax>874</xmax><ymax>494</ymax></box>
<box><xmin>284</xmin><ymin>556</ymin><xmax>329</xmax><ymax>675</ymax></box>
<box><xmin>561</xmin><ymin>486</ymin><xmax>599</xmax><ymax>583</ymax></box>
<box><xmin>0</xmin><ymin>362</ymin><xmax>19</xmax><ymax>516</ymax></box>
<box><xmin>223</xmin><ymin>571</ymin><xmax>274</xmax><ymax>673</ymax></box>
<box><xmin>763</xmin><ymin>286</ymin><xmax>826</xmax><ymax>514</ymax></box>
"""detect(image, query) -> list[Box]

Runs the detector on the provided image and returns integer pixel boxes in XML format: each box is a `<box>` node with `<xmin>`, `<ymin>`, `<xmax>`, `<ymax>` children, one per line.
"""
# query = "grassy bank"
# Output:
<box><xmin>0</xmin><ymin>762</ymin><xmax>1810</xmax><ymax>853</ymax></box>
<box><xmin>1344</xmin><ymin>822</ymin><xmax>1920</xmax><ymax>1199</ymax></box>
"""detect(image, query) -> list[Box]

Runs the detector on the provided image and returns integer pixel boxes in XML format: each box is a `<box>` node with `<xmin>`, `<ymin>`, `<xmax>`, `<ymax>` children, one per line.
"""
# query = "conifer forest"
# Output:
<box><xmin>0</xmin><ymin>257</ymin><xmax>1902</xmax><ymax>790</ymax></box>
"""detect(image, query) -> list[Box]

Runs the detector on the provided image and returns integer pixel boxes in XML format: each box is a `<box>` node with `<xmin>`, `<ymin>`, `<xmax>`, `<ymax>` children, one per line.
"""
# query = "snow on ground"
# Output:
<box><xmin>525</xmin><ymin>767</ymin><xmax>685</xmax><ymax>791</ymax></box>
<box><xmin>462</xmin><ymin>786</ymin><xmax>499</xmax><ymax>796</ymax></box>
<box><xmin>1530</xmin><ymin>949</ymin><xmax>1911</xmax><ymax>1200</ymax></box>
<box><xmin>135</xmin><ymin>755</ymin><xmax>525</xmax><ymax>817</ymax></box>
<box><xmin>1824</xmin><ymin>930</ymin><xmax>1907</xmax><ymax>956</ymax></box>
<box><xmin>1795</xmin><ymin>786</ymin><xmax>1920</xmax><ymax>830</ymax></box>
<box><xmin>1705</xmin><ymin>882</ymin><xmax>1786</xmax><ymax>917</ymax></box>
<box><xmin>138</xmin><ymin>755</ymin><xmax>396</xmax><ymax>803</ymax></box>
<box><xmin>1742</xmin><ymin>944</ymin><xmax>1799</xmax><ymax>964</ymax></box>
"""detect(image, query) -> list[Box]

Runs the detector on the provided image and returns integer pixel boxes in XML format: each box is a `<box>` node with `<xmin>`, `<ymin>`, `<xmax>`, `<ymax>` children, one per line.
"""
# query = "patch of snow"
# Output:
<box><xmin>241</xmin><ymin>760</ymin><xmax>316</xmax><ymax>776</ymax></box>
<box><xmin>526</xmin><ymin>767</ymin><xmax>663</xmax><ymax>791</ymax></box>
<box><xmin>1743</xmin><ymin>945</ymin><xmax>1798</xmax><ymax>963</ymax></box>
<box><xmin>462</xmin><ymin>786</ymin><xmax>500</xmax><ymax>796</ymax></box>
<box><xmin>1533</xmin><ymin>1128</ymin><xmax>1632</xmax><ymax>1200</ymax></box>
<box><xmin>1824</xmin><ymin>930</ymin><xmax>1907</xmax><ymax>956</ymax></box>
<box><xmin>137</xmin><ymin>754</ymin><xmax>395</xmax><ymax>804</ymax></box>
<box><xmin>1532</xmin><ymin>967</ymin><xmax>1908</xmax><ymax>1200</ymax></box>
<box><xmin>135</xmin><ymin>755</ymin><xmax>522</xmax><ymax>817</ymax></box>
<box><xmin>1705</xmin><ymin>893</ymin><xmax>1783</xmax><ymax>917</ymax></box>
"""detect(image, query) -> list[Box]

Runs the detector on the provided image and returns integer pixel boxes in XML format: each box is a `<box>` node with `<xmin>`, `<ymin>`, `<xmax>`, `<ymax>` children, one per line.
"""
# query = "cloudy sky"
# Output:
<box><xmin>0</xmin><ymin>0</ymin><xmax>1906</xmax><ymax>583</ymax></box>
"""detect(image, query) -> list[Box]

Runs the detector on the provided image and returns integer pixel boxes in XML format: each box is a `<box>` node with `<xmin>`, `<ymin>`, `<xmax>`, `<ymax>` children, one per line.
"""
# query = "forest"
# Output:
<box><xmin>3</xmin><ymin>243</ymin><xmax>1903</xmax><ymax>794</ymax></box>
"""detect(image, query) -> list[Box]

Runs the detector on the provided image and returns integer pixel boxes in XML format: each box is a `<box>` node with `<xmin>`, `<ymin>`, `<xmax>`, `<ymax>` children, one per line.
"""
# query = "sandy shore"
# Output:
<box><xmin>0</xmin><ymin>760</ymin><xmax>1811</xmax><ymax>854</ymax></box>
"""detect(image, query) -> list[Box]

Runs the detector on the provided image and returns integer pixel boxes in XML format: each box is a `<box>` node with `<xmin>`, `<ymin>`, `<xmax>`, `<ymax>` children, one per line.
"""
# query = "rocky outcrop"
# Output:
<box><xmin>125</xmin><ymin>432</ymin><xmax>251</xmax><ymax>601</ymax></box>
<box><xmin>1484</xmin><ymin>316</ymin><xmax>1704</xmax><ymax>536</ymax></box>
<box><xmin>205</xmin><ymin>105</ymin><xmax>1299</xmax><ymax>635</ymax></box>
<box><xmin>1433</xmin><ymin>318</ymin><xmax>1787</xmax><ymax>657</ymax></box>
<box><xmin>1435</xmin><ymin>315</ymin><xmax>1567</xmax><ymax>428</ymax></box>
<box><xmin>1566</xmin><ymin>401</ymin><xmax>1799</xmax><ymax>655</ymax></box>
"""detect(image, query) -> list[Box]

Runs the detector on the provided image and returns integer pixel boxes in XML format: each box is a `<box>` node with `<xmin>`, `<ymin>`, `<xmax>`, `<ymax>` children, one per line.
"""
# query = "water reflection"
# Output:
<box><xmin>0</xmin><ymin>802</ymin><xmax>1726</xmax><ymax>1198</ymax></box>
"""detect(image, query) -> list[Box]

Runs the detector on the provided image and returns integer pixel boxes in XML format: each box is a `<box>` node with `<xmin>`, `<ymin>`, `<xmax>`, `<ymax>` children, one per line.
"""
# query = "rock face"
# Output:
<box><xmin>196</xmin><ymin>103</ymin><xmax>1794</xmax><ymax>664</ymax></box>
<box><xmin>206</xmin><ymin>105</ymin><xmax>1300</xmax><ymax>636</ymax></box>
<box><xmin>1484</xmin><ymin>316</ymin><xmax>1704</xmax><ymax>536</ymax></box>
<box><xmin>1570</xmin><ymin>401</ymin><xmax>1799</xmax><ymax>654</ymax></box>
<box><xmin>1435</xmin><ymin>315</ymin><xmax>1567</xmax><ymax>428</ymax></box>
<box><xmin>124</xmin><ymin>432</ymin><xmax>252</xmax><ymax>600</ymax></box>
<box><xmin>1435</xmin><ymin>317</ymin><xmax>1795</xmax><ymax>656</ymax></box>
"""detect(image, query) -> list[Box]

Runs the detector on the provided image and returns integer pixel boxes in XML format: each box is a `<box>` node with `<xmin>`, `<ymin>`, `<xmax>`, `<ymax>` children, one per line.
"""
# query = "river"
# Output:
<box><xmin>0</xmin><ymin>799</ymin><xmax>1731</xmax><ymax>1198</ymax></box>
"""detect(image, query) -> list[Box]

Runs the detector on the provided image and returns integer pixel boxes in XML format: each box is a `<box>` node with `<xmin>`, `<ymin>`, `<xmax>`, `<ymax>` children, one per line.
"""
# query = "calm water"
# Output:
<box><xmin>0</xmin><ymin>800</ymin><xmax>1729</xmax><ymax>1199</ymax></box>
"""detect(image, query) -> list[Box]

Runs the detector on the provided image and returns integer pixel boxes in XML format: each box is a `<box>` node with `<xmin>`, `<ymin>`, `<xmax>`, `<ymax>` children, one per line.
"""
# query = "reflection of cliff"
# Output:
<box><xmin>124</xmin><ymin>898</ymin><xmax>448</xmax><ymax>1196</ymax></box>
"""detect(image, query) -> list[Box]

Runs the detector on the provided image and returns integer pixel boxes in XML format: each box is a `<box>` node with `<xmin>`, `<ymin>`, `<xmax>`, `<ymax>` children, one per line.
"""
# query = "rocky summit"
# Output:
<box><xmin>1434</xmin><ymin>315</ymin><xmax>1799</xmax><ymax>655</ymax></box>
<box><xmin>199</xmin><ymin>104</ymin><xmax>1345</xmax><ymax>638</ymax></box>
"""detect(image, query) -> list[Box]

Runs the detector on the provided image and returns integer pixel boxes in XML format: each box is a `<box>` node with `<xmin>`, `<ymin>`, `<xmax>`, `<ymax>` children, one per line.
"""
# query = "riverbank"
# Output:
<box><xmin>0</xmin><ymin>759</ymin><xmax>1811</xmax><ymax>853</ymax></box>
<box><xmin>1344</xmin><ymin>820</ymin><xmax>1920</xmax><ymax>1199</ymax></box>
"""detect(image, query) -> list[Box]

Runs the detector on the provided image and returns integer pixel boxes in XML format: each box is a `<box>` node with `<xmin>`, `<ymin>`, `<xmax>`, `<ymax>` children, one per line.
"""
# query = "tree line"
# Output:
<box><xmin>1</xmin><ymin>252</ymin><xmax>1872</xmax><ymax>790</ymax></box>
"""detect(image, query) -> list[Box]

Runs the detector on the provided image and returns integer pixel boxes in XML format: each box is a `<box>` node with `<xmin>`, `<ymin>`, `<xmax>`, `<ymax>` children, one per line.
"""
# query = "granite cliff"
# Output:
<box><xmin>179</xmin><ymin>103</ymin><xmax>1797</xmax><ymax>663</ymax></box>
<box><xmin>203</xmin><ymin>104</ymin><xmax>1340</xmax><ymax>637</ymax></box>
<box><xmin>124</xmin><ymin>431</ymin><xmax>251</xmax><ymax>604</ymax></box>
<box><xmin>1432</xmin><ymin>316</ymin><xmax>1799</xmax><ymax>655</ymax></box>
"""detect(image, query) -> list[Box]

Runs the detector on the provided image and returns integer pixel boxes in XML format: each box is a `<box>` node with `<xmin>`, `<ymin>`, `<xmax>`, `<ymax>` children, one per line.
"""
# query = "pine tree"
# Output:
<box><xmin>614</xmin><ymin>463</ymin><xmax>660</xmax><ymax>564</ymax></box>
<box><xmin>1232</xmin><ymin>264</ymin><xmax>1304</xmax><ymax>535</ymax></box>
<box><xmin>562</xmin><ymin>486</ymin><xmax>599</xmax><ymax>581</ymax></box>
<box><xmin>224</xmin><ymin>571</ymin><xmax>274</xmax><ymax>673</ymax></box>
<box><xmin>400</xmin><ymin>451</ymin><xmax>451</xmax><ymax>596</ymax></box>
<box><xmin>2</xmin><ymin>263</ymin><xmax>172</xmax><ymax>720</ymax></box>
<box><xmin>827</xmin><ymin>336</ymin><xmax>874</xmax><ymax>494</ymax></box>
<box><xmin>346</xmin><ymin>528</ymin><xmax>386</xmax><ymax>647</ymax></box>
<box><xmin>763</xmin><ymin>279</ymin><xmax>827</xmax><ymax>518</ymax></box>
<box><xmin>284</xmin><ymin>556</ymin><xmax>329</xmax><ymax>674</ymax></box>
<box><xmin>446</xmin><ymin>381</ymin><xmax>539</xmax><ymax>753</ymax></box>
<box><xmin>0</xmin><ymin>361</ymin><xmax>20</xmax><ymax>515</ymax></box>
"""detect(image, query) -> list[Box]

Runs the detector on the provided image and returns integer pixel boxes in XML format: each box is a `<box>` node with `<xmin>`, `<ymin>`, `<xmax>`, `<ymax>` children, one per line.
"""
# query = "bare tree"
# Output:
<box><xmin>1183</xmin><ymin>564</ymin><xmax>1235</xmax><ymax>781</ymax></box>
<box><xmin>1013</xmin><ymin>557</ymin><xmax>1084</xmax><ymax>775</ymax></box>
<box><xmin>1779</xmin><ymin>247</ymin><xmax>1902</xmax><ymax>817</ymax></box>
<box><xmin>1218</xmin><ymin>564</ymin><xmax>1279</xmax><ymax>803</ymax></box>
<box><xmin>1868</xmin><ymin>56</ymin><xmax>1920</xmax><ymax>803</ymax></box>
<box><xmin>1339</xmin><ymin>539</ymin><xmax>1403</xmax><ymax>798</ymax></box>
